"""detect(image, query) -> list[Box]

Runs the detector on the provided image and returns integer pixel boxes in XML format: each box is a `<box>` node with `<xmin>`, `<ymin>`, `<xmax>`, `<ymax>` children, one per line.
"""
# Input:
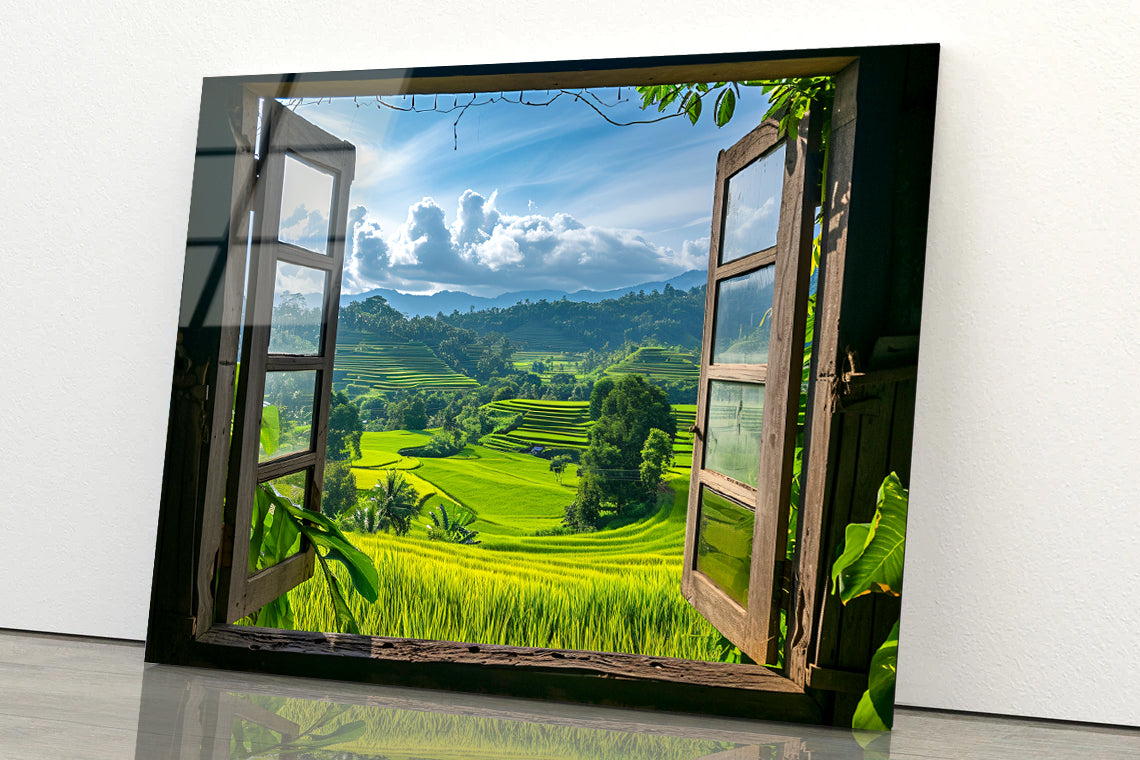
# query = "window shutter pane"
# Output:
<box><xmin>268</xmin><ymin>262</ymin><xmax>327</xmax><ymax>355</ymax></box>
<box><xmin>278</xmin><ymin>154</ymin><xmax>335</xmax><ymax>255</ymax></box>
<box><xmin>696</xmin><ymin>487</ymin><xmax>755</xmax><ymax>608</ymax></box>
<box><xmin>259</xmin><ymin>370</ymin><xmax>317</xmax><ymax>463</ymax></box>
<box><xmin>703</xmin><ymin>380</ymin><xmax>765</xmax><ymax>487</ymax></box>
<box><xmin>711</xmin><ymin>265</ymin><xmax>776</xmax><ymax>364</ymax></box>
<box><xmin>719</xmin><ymin>143</ymin><xmax>785</xmax><ymax>263</ymax></box>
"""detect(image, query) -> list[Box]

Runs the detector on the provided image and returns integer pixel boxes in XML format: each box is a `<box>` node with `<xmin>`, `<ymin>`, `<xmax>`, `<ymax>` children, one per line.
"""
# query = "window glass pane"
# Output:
<box><xmin>249</xmin><ymin>470</ymin><xmax>307</xmax><ymax>574</ymax></box>
<box><xmin>260</xmin><ymin>371</ymin><xmax>317</xmax><ymax>462</ymax></box>
<box><xmin>720</xmin><ymin>143</ymin><xmax>785</xmax><ymax>264</ymax></box>
<box><xmin>279</xmin><ymin>154</ymin><xmax>334</xmax><ymax>255</ymax></box>
<box><xmin>711</xmin><ymin>265</ymin><xmax>775</xmax><ymax>364</ymax></box>
<box><xmin>703</xmin><ymin>380</ymin><xmax>765</xmax><ymax>487</ymax></box>
<box><xmin>269</xmin><ymin>262</ymin><xmax>326</xmax><ymax>355</ymax></box>
<box><xmin>696</xmin><ymin>487</ymin><xmax>754</xmax><ymax>608</ymax></box>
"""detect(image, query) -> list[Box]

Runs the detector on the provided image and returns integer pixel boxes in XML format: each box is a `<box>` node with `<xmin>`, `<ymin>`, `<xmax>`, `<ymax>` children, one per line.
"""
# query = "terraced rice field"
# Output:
<box><xmin>333</xmin><ymin>332</ymin><xmax>479</xmax><ymax>395</ymax></box>
<box><xmin>605</xmin><ymin>346</ymin><xmax>699</xmax><ymax>383</ymax></box>
<box><xmin>285</xmin><ymin>431</ymin><xmax>729</xmax><ymax>661</ymax></box>
<box><xmin>479</xmin><ymin>398</ymin><xmax>696</xmax><ymax>466</ymax></box>
<box><xmin>479</xmin><ymin>399</ymin><xmax>593</xmax><ymax>453</ymax></box>
<box><xmin>505</xmin><ymin>323</ymin><xmax>586</xmax><ymax>352</ymax></box>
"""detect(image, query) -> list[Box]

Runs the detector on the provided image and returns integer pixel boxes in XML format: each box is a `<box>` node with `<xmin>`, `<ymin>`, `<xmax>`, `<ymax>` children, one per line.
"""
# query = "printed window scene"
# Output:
<box><xmin>203</xmin><ymin>65</ymin><xmax>922</xmax><ymax>732</ymax></box>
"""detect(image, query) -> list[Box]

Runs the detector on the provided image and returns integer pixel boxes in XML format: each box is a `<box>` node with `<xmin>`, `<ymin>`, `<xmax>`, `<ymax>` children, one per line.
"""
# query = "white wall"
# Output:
<box><xmin>1</xmin><ymin>0</ymin><xmax>1137</xmax><ymax>729</ymax></box>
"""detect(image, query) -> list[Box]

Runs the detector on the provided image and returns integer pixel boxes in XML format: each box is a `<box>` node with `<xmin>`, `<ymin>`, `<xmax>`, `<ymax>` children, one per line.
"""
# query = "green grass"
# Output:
<box><xmin>285</xmin><ymin>467</ymin><xmax>729</xmax><ymax>661</ymax></box>
<box><xmin>280</xmin><ymin>428</ymin><xmax>728</xmax><ymax>662</ymax></box>
<box><xmin>605</xmin><ymin>346</ymin><xmax>699</xmax><ymax>383</ymax></box>
<box><xmin>334</xmin><ymin>332</ymin><xmax>479</xmax><ymax>396</ymax></box>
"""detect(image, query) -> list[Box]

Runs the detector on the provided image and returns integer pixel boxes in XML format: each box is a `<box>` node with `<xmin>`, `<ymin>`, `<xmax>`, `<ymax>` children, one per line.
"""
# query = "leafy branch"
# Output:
<box><xmin>245</xmin><ymin>403</ymin><xmax>379</xmax><ymax>634</ymax></box>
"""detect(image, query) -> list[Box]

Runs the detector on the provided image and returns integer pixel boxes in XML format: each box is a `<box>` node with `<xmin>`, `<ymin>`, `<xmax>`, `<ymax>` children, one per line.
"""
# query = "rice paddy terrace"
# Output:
<box><xmin>605</xmin><ymin>346</ymin><xmax>699</xmax><ymax>383</ymax></box>
<box><xmin>334</xmin><ymin>332</ymin><xmax>479</xmax><ymax>395</ymax></box>
<box><xmin>505</xmin><ymin>323</ymin><xmax>586</xmax><ymax>352</ymax></box>
<box><xmin>480</xmin><ymin>399</ymin><xmax>592</xmax><ymax>453</ymax></box>
<box><xmin>478</xmin><ymin>398</ymin><xmax>696</xmax><ymax>466</ymax></box>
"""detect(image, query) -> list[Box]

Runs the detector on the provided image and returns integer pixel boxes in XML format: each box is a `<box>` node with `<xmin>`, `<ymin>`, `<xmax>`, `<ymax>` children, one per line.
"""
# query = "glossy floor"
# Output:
<box><xmin>0</xmin><ymin>630</ymin><xmax>1136</xmax><ymax>759</ymax></box>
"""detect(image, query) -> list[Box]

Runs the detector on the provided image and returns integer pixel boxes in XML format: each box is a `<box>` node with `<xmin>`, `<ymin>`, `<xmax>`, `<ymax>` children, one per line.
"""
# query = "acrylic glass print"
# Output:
<box><xmin>153</xmin><ymin>48</ymin><xmax>937</xmax><ymax>734</ymax></box>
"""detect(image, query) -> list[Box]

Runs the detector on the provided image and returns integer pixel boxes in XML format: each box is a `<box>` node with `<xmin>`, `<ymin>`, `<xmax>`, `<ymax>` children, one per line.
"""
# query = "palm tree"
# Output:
<box><xmin>339</xmin><ymin>469</ymin><xmax>427</xmax><ymax>535</ymax></box>
<box><xmin>425</xmin><ymin>503</ymin><xmax>482</xmax><ymax>545</ymax></box>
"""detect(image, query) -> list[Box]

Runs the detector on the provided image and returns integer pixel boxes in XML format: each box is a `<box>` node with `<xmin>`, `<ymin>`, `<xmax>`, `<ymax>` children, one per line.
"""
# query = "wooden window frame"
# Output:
<box><xmin>216</xmin><ymin>102</ymin><xmax>357</xmax><ymax>624</ymax></box>
<box><xmin>683</xmin><ymin>115</ymin><xmax>816</xmax><ymax>668</ymax></box>
<box><xmin>147</xmin><ymin>46</ymin><xmax>939</xmax><ymax>726</ymax></box>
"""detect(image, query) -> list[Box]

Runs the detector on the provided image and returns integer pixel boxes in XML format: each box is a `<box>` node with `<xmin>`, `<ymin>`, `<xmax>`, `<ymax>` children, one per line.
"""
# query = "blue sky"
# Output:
<box><xmin>284</xmin><ymin>86</ymin><xmax>775</xmax><ymax>296</ymax></box>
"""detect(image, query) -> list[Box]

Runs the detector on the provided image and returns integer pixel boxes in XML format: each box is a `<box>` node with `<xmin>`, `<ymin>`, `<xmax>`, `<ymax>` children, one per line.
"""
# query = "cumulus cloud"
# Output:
<box><xmin>279</xmin><ymin>204</ymin><xmax>331</xmax><ymax>253</ymax></box>
<box><xmin>339</xmin><ymin>191</ymin><xmax>703</xmax><ymax>295</ymax></box>
<box><xmin>342</xmin><ymin>205</ymin><xmax>391</xmax><ymax>293</ymax></box>
<box><xmin>680</xmin><ymin>238</ymin><xmax>710</xmax><ymax>271</ymax></box>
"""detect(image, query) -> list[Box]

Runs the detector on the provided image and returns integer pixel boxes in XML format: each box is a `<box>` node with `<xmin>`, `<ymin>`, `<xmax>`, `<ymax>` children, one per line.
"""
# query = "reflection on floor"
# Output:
<box><xmin>0</xmin><ymin>630</ymin><xmax>1137</xmax><ymax>759</ymax></box>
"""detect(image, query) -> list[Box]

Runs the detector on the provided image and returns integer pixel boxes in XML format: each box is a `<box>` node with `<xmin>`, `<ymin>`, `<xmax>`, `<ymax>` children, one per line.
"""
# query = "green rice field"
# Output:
<box><xmin>280</xmin><ymin>426</ymin><xmax>731</xmax><ymax>662</ymax></box>
<box><xmin>605</xmin><ymin>346</ymin><xmax>699</xmax><ymax>383</ymax></box>
<box><xmin>479</xmin><ymin>398</ymin><xmax>593</xmax><ymax>452</ymax></box>
<box><xmin>334</xmin><ymin>332</ymin><xmax>479</xmax><ymax>396</ymax></box>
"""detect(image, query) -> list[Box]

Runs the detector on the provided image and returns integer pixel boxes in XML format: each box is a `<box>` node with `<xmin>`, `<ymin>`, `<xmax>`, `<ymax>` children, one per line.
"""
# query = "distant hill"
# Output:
<box><xmin>437</xmin><ymin>282</ymin><xmax>706</xmax><ymax>351</ymax></box>
<box><xmin>339</xmin><ymin>269</ymin><xmax>706</xmax><ymax>317</ymax></box>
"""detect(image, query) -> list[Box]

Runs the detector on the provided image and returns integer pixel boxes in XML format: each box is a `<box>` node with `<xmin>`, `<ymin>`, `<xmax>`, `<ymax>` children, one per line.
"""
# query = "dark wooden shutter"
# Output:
<box><xmin>682</xmin><ymin>116</ymin><xmax>814</xmax><ymax>665</ymax></box>
<box><xmin>216</xmin><ymin>102</ymin><xmax>356</xmax><ymax>624</ymax></box>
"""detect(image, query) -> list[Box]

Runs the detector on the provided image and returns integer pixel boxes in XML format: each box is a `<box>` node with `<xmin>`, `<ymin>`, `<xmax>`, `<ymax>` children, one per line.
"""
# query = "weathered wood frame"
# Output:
<box><xmin>682</xmin><ymin>115</ymin><xmax>816</xmax><ymax>667</ymax></box>
<box><xmin>147</xmin><ymin>46</ymin><xmax>939</xmax><ymax>727</ymax></box>
<box><xmin>216</xmin><ymin>101</ymin><xmax>356</xmax><ymax>624</ymax></box>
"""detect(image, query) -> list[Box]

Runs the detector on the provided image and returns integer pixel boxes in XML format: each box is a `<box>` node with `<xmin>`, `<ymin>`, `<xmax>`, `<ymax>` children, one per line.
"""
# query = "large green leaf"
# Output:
<box><xmin>260</xmin><ymin>403</ymin><xmax>280</xmax><ymax>457</ymax></box>
<box><xmin>830</xmin><ymin>522</ymin><xmax>871</xmax><ymax>592</ymax></box>
<box><xmin>257</xmin><ymin>593</ymin><xmax>294</xmax><ymax>630</ymax></box>
<box><xmin>248</xmin><ymin>486</ymin><xmax>270</xmax><ymax>574</ymax></box>
<box><xmin>314</xmin><ymin>551</ymin><xmax>361</xmax><ymax>635</ymax></box>
<box><xmin>272</xmin><ymin>495</ymin><xmax>380</xmax><ymax>603</ymax></box>
<box><xmin>852</xmin><ymin>621</ymin><xmax>899</xmax><ymax>730</ymax></box>
<box><xmin>831</xmin><ymin>473</ymin><xmax>908</xmax><ymax>603</ymax></box>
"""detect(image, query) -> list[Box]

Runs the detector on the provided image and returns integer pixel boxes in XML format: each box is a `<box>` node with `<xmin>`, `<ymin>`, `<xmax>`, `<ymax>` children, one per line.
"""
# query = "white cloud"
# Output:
<box><xmin>339</xmin><ymin>190</ymin><xmax>701</xmax><ymax>295</ymax></box>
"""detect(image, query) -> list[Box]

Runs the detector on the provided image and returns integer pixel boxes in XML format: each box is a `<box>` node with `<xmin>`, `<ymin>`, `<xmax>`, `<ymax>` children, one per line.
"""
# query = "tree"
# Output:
<box><xmin>588</xmin><ymin>376</ymin><xmax>615</xmax><ymax>420</ymax></box>
<box><xmin>321</xmin><ymin>461</ymin><xmax>358</xmax><ymax>518</ymax></box>
<box><xmin>639</xmin><ymin>428</ymin><xmax>675</xmax><ymax>493</ymax></box>
<box><xmin>549</xmin><ymin>454</ymin><xmax>573</xmax><ymax>484</ymax></box>
<box><xmin>326</xmin><ymin>391</ymin><xmax>363</xmax><ymax>461</ymax></box>
<box><xmin>475</xmin><ymin>349</ymin><xmax>508</xmax><ymax>381</ymax></box>
<box><xmin>563</xmin><ymin>478</ymin><xmax>601</xmax><ymax>531</ymax></box>
<box><xmin>403</xmin><ymin>398</ymin><xmax>428</xmax><ymax>430</ymax></box>
<box><xmin>576</xmin><ymin>374</ymin><xmax>676</xmax><ymax>515</ymax></box>
<box><xmin>342</xmin><ymin>469</ymin><xmax>427</xmax><ymax>535</ymax></box>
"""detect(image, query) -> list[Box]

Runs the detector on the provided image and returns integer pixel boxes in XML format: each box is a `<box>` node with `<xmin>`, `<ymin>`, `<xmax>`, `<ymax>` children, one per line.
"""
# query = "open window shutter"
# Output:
<box><xmin>682</xmin><ymin>116</ymin><xmax>814</xmax><ymax>666</ymax></box>
<box><xmin>217</xmin><ymin>101</ymin><xmax>356</xmax><ymax>624</ymax></box>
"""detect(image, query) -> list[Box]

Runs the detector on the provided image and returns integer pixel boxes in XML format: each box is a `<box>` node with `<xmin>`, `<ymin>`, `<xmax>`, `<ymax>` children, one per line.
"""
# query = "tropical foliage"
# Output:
<box><xmin>424</xmin><ymin>503</ymin><xmax>482</xmax><ymax>545</ymax></box>
<box><xmin>831</xmin><ymin>472</ymin><xmax>908</xmax><ymax>730</ymax></box>
<box><xmin>339</xmin><ymin>469</ymin><xmax>429</xmax><ymax>536</ymax></box>
<box><xmin>247</xmin><ymin>407</ymin><xmax>379</xmax><ymax>634</ymax></box>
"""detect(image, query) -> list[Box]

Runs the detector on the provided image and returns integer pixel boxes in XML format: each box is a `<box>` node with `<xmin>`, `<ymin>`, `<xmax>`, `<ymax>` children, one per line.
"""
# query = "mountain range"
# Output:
<box><xmin>336</xmin><ymin>269</ymin><xmax>706</xmax><ymax>317</ymax></box>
